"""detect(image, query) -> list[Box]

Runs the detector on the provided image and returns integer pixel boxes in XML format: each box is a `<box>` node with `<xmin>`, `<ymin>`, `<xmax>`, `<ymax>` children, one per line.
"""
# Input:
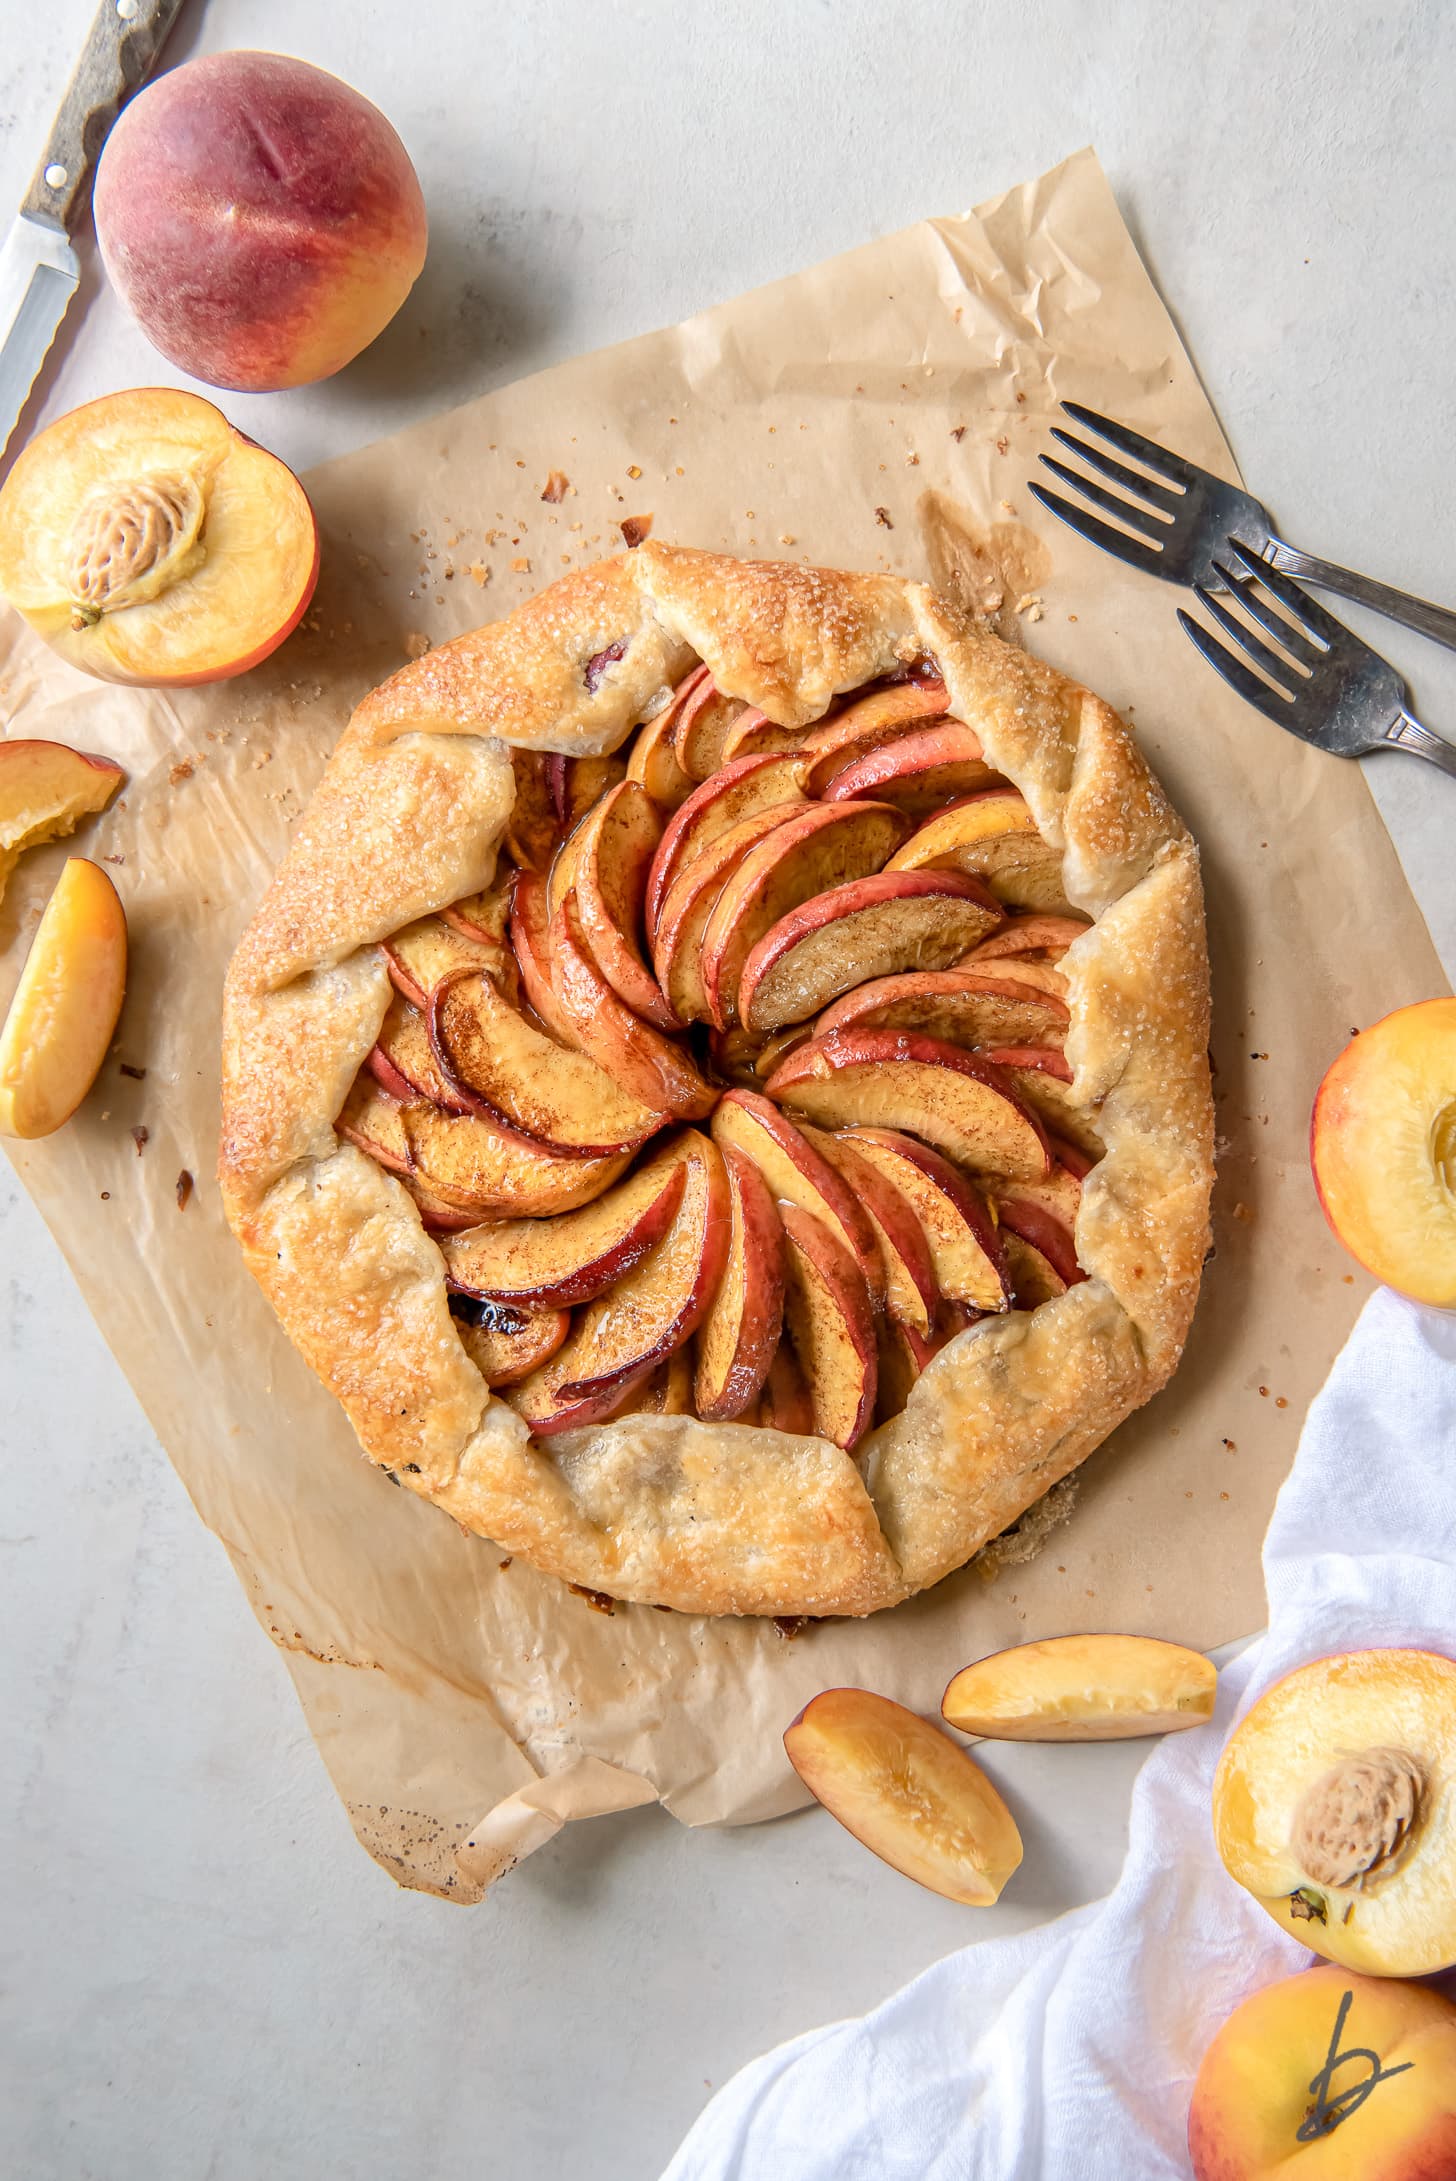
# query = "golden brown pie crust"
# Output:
<box><xmin>219</xmin><ymin>543</ymin><xmax>1213</xmax><ymax>1617</ymax></box>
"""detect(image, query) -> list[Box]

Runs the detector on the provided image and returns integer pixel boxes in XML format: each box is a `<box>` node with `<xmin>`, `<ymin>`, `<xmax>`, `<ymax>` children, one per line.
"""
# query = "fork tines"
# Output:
<box><xmin>1029</xmin><ymin>400</ymin><xmax>1192</xmax><ymax>582</ymax></box>
<box><xmin>1178</xmin><ymin>541</ymin><xmax>1337</xmax><ymax>727</ymax></box>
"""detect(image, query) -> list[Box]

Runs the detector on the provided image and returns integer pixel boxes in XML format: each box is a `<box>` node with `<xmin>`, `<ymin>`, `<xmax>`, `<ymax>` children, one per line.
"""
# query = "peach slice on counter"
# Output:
<box><xmin>766</xmin><ymin>1030</ymin><xmax>1050</xmax><ymax>1186</ymax></box>
<box><xmin>550</xmin><ymin>895</ymin><xmax>717</xmax><ymax>1118</ymax></box>
<box><xmin>808</xmin><ymin>1124</ymin><xmax>941</xmax><ymax>1335</ymax></box>
<box><xmin>719</xmin><ymin>708</ymin><xmax>808</xmax><ymax>764</ymax></box>
<box><xmin>402</xmin><ymin>1104</ymin><xmax>631</xmax><ymax>1219</ymax></box>
<box><xmin>645</xmin><ymin>751</ymin><xmax>810</xmax><ymax>941</ymax></box>
<box><xmin>0</xmin><ymin>388</ymin><xmax>317</xmax><ymax>686</ymax></box>
<box><xmin>1188</xmin><ymin>1965</ymin><xmax>1456</xmax><ymax>2181</ymax></box>
<box><xmin>962</xmin><ymin>912</ymin><xmax>1091</xmax><ymax>964</ymax></box>
<box><xmin>503</xmin><ymin>752</ymin><xmax>562</xmax><ymax>872</ymax></box>
<box><xmin>443</xmin><ymin>1147</ymin><xmax>689</xmax><ymax>1308</ymax></box>
<box><xmin>820</xmin><ymin>720</ymin><xmax>1001</xmax><ymax>811</ymax></box>
<box><xmin>1311</xmin><ymin>1000</ymin><xmax>1456</xmax><ymax>1307</ymax></box>
<box><xmin>817</xmin><ymin>968</ymin><xmax>1068</xmax><ymax>1051</ymax></box>
<box><xmin>798</xmin><ymin>679</ymin><xmax>952</xmax><ymax>794</ymax></box>
<box><xmin>627</xmin><ymin>669</ymin><xmax>708</xmax><ymax>810</ymax></box>
<box><xmin>888</xmin><ymin>788</ymin><xmax>1069</xmax><ymax>913</ymax></box>
<box><xmin>508</xmin><ymin>1130</ymin><xmax>730</xmax><ymax>1429</ymax></box>
<box><xmin>452</xmin><ymin>1298</ymin><xmax>571</xmax><ymax>1388</ymax></box>
<box><xmin>0</xmin><ymin>739</ymin><xmax>125</xmax><ymax>901</ymax></box>
<box><xmin>567</xmin><ymin>779</ymin><xmax>677</xmax><ymax>1028</ymax></box>
<box><xmin>0</xmin><ymin>858</ymin><xmax>127</xmax><ymax>1140</ymax></box>
<box><xmin>778</xmin><ymin>1203</ymin><xmax>878</xmax><ymax>1449</ymax></box>
<box><xmin>371</xmin><ymin>991</ymin><xmax>477</xmax><ymax>1113</ymax></box>
<box><xmin>674</xmin><ymin>676</ymin><xmax>750</xmax><ymax>780</ymax></box>
<box><xmin>759</xmin><ymin>1341</ymin><xmax>816</xmax><ymax>1435</ymax></box>
<box><xmin>694</xmin><ymin>1141</ymin><xmax>786</xmax><ymax>1421</ymax></box>
<box><xmin>736</xmin><ymin>870</ymin><xmax>1003</xmax><ymax>1036</ymax></box>
<box><xmin>943</xmin><ymin>1634</ymin><xmax>1215</xmax><ymax>1741</ymax></box>
<box><xmin>1213</xmin><ymin>1648</ymin><xmax>1456</xmax><ymax>1976</ymax></box>
<box><xmin>700</xmin><ymin>799</ymin><xmax>913</xmax><ymax>1029</ymax></box>
<box><xmin>712</xmin><ymin>1088</ymin><xmax>883</xmax><ymax>1296</ymax></box>
<box><xmin>839</xmin><ymin>1127</ymin><xmax>1007</xmax><ymax>1312</ymax></box>
<box><xmin>651</xmin><ymin>800</ymin><xmax>805</xmax><ymax>1024</ymax></box>
<box><xmin>431</xmin><ymin>967</ymin><xmax>664</xmax><ymax>1155</ymax></box>
<box><xmin>383</xmin><ymin>914</ymin><xmax>505</xmax><ymax>1010</ymax></box>
<box><xmin>785</xmin><ymin>1688</ymin><xmax>1023</xmax><ymax>1906</ymax></box>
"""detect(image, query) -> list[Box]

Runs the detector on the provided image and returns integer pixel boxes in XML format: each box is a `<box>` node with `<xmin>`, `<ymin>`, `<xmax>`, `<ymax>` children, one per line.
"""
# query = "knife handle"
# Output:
<box><xmin>21</xmin><ymin>0</ymin><xmax>188</xmax><ymax>232</ymax></box>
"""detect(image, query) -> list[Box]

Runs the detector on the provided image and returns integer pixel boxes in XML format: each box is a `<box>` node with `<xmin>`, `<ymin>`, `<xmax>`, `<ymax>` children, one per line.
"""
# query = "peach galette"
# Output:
<box><xmin>220</xmin><ymin>544</ymin><xmax>1213</xmax><ymax>1617</ymax></box>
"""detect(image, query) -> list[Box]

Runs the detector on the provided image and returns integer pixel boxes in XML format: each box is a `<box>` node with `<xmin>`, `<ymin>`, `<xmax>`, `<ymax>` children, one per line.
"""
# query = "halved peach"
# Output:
<box><xmin>760</xmin><ymin>1341</ymin><xmax>815</xmax><ymax>1434</ymax></box>
<box><xmin>944</xmin><ymin>1634</ymin><xmax>1216</xmax><ymax>1741</ymax></box>
<box><xmin>694</xmin><ymin>1140</ymin><xmax>786</xmax><ymax>1420</ymax></box>
<box><xmin>982</xmin><ymin>1045</ymin><xmax>1102</xmax><ymax>1157</ymax></box>
<box><xmin>712</xmin><ymin>1088</ymin><xmax>882</xmax><ymax>1295</ymax></box>
<box><xmin>785</xmin><ymin>1688</ymin><xmax>1023</xmax><ymax>1906</ymax></box>
<box><xmin>674</xmin><ymin>676</ymin><xmax>749</xmax><ymax>780</ymax></box>
<box><xmin>432</xmin><ymin>967</ymin><xmax>663</xmax><ymax>1155</ymax></box>
<box><xmin>443</xmin><ymin>1144</ymin><xmax>689</xmax><ymax>1307</ymax></box>
<box><xmin>336</xmin><ymin>1075</ymin><xmax>415</xmax><ymax>1174</ymax></box>
<box><xmin>0</xmin><ymin>858</ymin><xmax>127</xmax><ymax>1139</ymax></box>
<box><xmin>0</xmin><ymin>388</ymin><xmax>317</xmax><ymax>686</ymax></box>
<box><xmin>766</xmin><ymin>1031</ymin><xmax>1050</xmax><ymax>1185</ymax></box>
<box><xmin>719</xmin><ymin>708</ymin><xmax>807</xmax><ymax>763</ymax></box>
<box><xmin>651</xmin><ymin>801</ymin><xmax>804</xmax><ymax>1024</ymax></box>
<box><xmin>820</xmin><ymin>720</ymin><xmax>1000</xmax><ymax>812</ymax></box>
<box><xmin>962</xmin><ymin>912</ymin><xmax>1091</xmax><ymax>964</ymax></box>
<box><xmin>809</xmin><ymin>1125</ymin><xmax>941</xmax><ymax>1335</ymax></box>
<box><xmin>736</xmin><ymin>870</ymin><xmax>1003</xmax><ymax>1036</ymax></box>
<box><xmin>452</xmin><ymin>1298</ymin><xmax>571</xmax><ymax>1388</ymax></box>
<box><xmin>779</xmin><ymin>1203</ymin><xmax>877</xmax><ymax>1449</ymax></box>
<box><xmin>550</xmin><ymin>895</ymin><xmax>716</xmax><ymax>1117</ymax></box>
<box><xmin>627</xmin><ymin>669</ymin><xmax>707</xmax><ymax>810</ymax></box>
<box><xmin>0</xmin><ymin>740</ymin><xmax>125</xmax><ymax>901</ymax></box>
<box><xmin>645</xmin><ymin>751</ymin><xmax>809</xmax><ymax>941</ymax></box>
<box><xmin>569</xmin><ymin>780</ymin><xmax>677</xmax><ymax>1029</ymax></box>
<box><xmin>372</xmin><ymin>990</ymin><xmax>477</xmax><ymax>1113</ymax></box>
<box><xmin>511</xmin><ymin>1130</ymin><xmax>730</xmax><ymax>1425</ymax></box>
<box><xmin>402</xmin><ymin>1103</ymin><xmax>630</xmax><ymax>1217</ymax></box>
<box><xmin>889</xmin><ymin>788</ymin><xmax>1068</xmax><ymax>912</ymax></box>
<box><xmin>840</xmin><ymin>1126</ymin><xmax>1008</xmax><ymax>1311</ymax></box>
<box><xmin>1189</xmin><ymin>1965</ymin><xmax>1456</xmax><ymax>2181</ymax></box>
<box><xmin>383</xmin><ymin>914</ymin><xmax>504</xmax><ymax>1010</ymax></box>
<box><xmin>504</xmin><ymin>752</ymin><xmax>562</xmax><ymax>871</ymax></box>
<box><xmin>817</xmin><ymin>968</ymin><xmax>1068</xmax><ymax>1051</ymax></box>
<box><xmin>1213</xmin><ymin>1648</ymin><xmax>1456</xmax><ymax>1976</ymax></box>
<box><xmin>799</xmin><ymin>680</ymin><xmax>952</xmax><ymax>795</ymax></box>
<box><xmin>1310</xmin><ymin>1001</ymin><xmax>1456</xmax><ymax>1308</ymax></box>
<box><xmin>700</xmin><ymin>799</ymin><xmax>913</xmax><ymax>1029</ymax></box>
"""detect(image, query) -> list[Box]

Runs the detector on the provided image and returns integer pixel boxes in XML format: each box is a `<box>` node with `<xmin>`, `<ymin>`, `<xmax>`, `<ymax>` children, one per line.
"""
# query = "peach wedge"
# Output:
<box><xmin>943</xmin><ymin>1634</ymin><xmax>1216</xmax><ymax>1742</ymax></box>
<box><xmin>1310</xmin><ymin>999</ymin><xmax>1456</xmax><ymax>1307</ymax></box>
<box><xmin>0</xmin><ymin>739</ymin><xmax>124</xmax><ymax>902</ymax></box>
<box><xmin>785</xmin><ymin>1688</ymin><xmax>1023</xmax><ymax>1906</ymax></box>
<box><xmin>694</xmin><ymin>1140</ymin><xmax>786</xmax><ymax>1421</ymax></box>
<box><xmin>1212</xmin><ymin>1648</ymin><xmax>1456</xmax><ymax>1976</ymax></box>
<box><xmin>0</xmin><ymin>857</ymin><xmax>127</xmax><ymax>1139</ymax></box>
<box><xmin>443</xmin><ymin>1146</ymin><xmax>689</xmax><ymax>1308</ymax></box>
<box><xmin>888</xmin><ymin>787</ymin><xmax>1068</xmax><ymax>912</ymax></box>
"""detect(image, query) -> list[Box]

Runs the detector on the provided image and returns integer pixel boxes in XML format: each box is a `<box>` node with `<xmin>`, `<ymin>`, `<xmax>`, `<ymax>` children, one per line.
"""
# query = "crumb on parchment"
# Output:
<box><xmin>403</xmin><ymin>632</ymin><xmax>431</xmax><ymax>659</ymax></box>
<box><xmin>541</xmin><ymin>471</ymin><xmax>569</xmax><ymax>503</ymax></box>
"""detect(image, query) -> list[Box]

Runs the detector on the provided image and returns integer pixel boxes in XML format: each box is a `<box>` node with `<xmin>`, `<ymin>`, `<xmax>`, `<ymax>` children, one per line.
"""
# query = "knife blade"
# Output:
<box><xmin>0</xmin><ymin>0</ymin><xmax>186</xmax><ymax>459</ymax></box>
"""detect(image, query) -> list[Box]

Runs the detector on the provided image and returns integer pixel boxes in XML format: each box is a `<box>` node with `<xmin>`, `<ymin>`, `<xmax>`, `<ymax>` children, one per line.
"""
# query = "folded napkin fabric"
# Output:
<box><xmin>662</xmin><ymin>1290</ymin><xmax>1456</xmax><ymax>2180</ymax></box>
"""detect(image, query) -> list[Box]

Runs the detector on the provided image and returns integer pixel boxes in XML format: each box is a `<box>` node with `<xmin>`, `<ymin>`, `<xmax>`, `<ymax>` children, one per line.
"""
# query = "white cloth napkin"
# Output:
<box><xmin>662</xmin><ymin>1290</ymin><xmax>1456</xmax><ymax>2180</ymax></box>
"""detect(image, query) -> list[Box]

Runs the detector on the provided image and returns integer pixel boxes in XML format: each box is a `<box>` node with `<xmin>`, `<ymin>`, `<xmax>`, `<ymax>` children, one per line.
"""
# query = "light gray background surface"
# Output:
<box><xmin>3</xmin><ymin>3</ymin><xmax>1454</xmax><ymax>2176</ymax></box>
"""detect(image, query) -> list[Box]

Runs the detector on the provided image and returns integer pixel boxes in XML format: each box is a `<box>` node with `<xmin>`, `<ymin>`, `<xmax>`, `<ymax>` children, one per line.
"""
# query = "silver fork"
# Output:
<box><xmin>1030</xmin><ymin>401</ymin><xmax>1456</xmax><ymax>655</ymax></box>
<box><xmin>1177</xmin><ymin>539</ymin><xmax>1456</xmax><ymax>778</ymax></box>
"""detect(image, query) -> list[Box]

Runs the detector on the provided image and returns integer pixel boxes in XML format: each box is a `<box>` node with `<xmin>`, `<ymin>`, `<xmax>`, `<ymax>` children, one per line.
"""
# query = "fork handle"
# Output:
<box><xmin>1267</xmin><ymin>539</ymin><xmax>1456</xmax><ymax>655</ymax></box>
<box><xmin>1384</xmin><ymin>709</ymin><xmax>1456</xmax><ymax>778</ymax></box>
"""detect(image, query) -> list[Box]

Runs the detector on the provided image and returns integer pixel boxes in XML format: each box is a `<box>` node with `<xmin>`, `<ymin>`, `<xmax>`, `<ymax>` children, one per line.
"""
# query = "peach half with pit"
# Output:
<box><xmin>0</xmin><ymin>388</ymin><xmax>317</xmax><ymax>686</ymax></box>
<box><xmin>1212</xmin><ymin>1648</ymin><xmax>1456</xmax><ymax>1976</ymax></box>
<box><xmin>1188</xmin><ymin>1966</ymin><xmax>1456</xmax><ymax>2181</ymax></box>
<box><xmin>0</xmin><ymin>857</ymin><xmax>127</xmax><ymax>1139</ymax></box>
<box><xmin>943</xmin><ymin>1633</ymin><xmax>1215</xmax><ymax>1741</ymax></box>
<box><xmin>94</xmin><ymin>52</ymin><xmax>427</xmax><ymax>393</ymax></box>
<box><xmin>1310</xmin><ymin>1000</ymin><xmax>1456</xmax><ymax>1308</ymax></box>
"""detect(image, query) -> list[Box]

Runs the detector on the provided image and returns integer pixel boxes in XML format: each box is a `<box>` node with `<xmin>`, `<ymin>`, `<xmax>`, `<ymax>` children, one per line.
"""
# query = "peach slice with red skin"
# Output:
<box><xmin>651</xmin><ymin>800</ymin><xmax>805</xmax><ymax>1024</ymax></box>
<box><xmin>432</xmin><ymin>967</ymin><xmax>664</xmax><ymax>1155</ymax></box>
<box><xmin>403</xmin><ymin>1103</ymin><xmax>631</xmax><ymax>1219</ymax></box>
<box><xmin>694</xmin><ymin>1141</ymin><xmax>786</xmax><ymax>1420</ymax></box>
<box><xmin>440</xmin><ymin>874</ymin><xmax>512</xmax><ymax>950</ymax></box>
<box><xmin>983</xmin><ymin>1045</ymin><xmax>1102</xmax><ymax>1157</ymax></box>
<box><xmin>443</xmin><ymin>1145</ymin><xmax>689</xmax><ymax>1308</ymax></box>
<box><xmin>0</xmin><ymin>739</ymin><xmax>125</xmax><ymax>902</ymax></box>
<box><xmin>994</xmin><ymin>1193</ymin><xmax>1084</xmax><ymax>1291</ymax></box>
<box><xmin>674</xmin><ymin>676</ymin><xmax>749</xmax><ymax>780</ymax></box>
<box><xmin>816</xmin><ymin>968</ymin><xmax>1068</xmax><ymax>1052</ymax></box>
<box><xmin>1213</xmin><ymin>1648</ymin><xmax>1456</xmax><ymax>1977</ymax></box>
<box><xmin>1188</xmin><ymin>1965</ymin><xmax>1456</xmax><ymax>2181</ymax></box>
<box><xmin>627</xmin><ymin>668</ymin><xmax>708</xmax><ymax>809</ymax></box>
<box><xmin>876</xmin><ymin>1302</ymin><xmax>975</xmax><ymax>1421</ymax></box>
<box><xmin>0</xmin><ymin>858</ymin><xmax>127</xmax><ymax>1139</ymax></box>
<box><xmin>808</xmin><ymin>1125</ymin><xmax>941</xmax><ymax>1335</ymax></box>
<box><xmin>778</xmin><ymin>1203</ymin><xmax>878</xmax><ymax>1449</ymax></box>
<box><xmin>507</xmin><ymin>868</ymin><xmax>580</xmax><ymax>1042</ymax></box>
<box><xmin>610</xmin><ymin>1346</ymin><xmax>696</xmax><ymax>1418</ymax></box>
<box><xmin>0</xmin><ymin>388</ymin><xmax>318</xmax><ymax>686</ymax></box>
<box><xmin>700</xmin><ymin>799</ymin><xmax>913</xmax><ymax>1029</ymax></box>
<box><xmin>943</xmin><ymin>1634</ymin><xmax>1215</xmax><ymax>1741</ymax></box>
<box><xmin>798</xmin><ymin>679</ymin><xmax>952</xmax><ymax>794</ymax></box>
<box><xmin>962</xmin><ymin>912</ymin><xmax>1091</xmax><ymax>964</ymax></box>
<box><xmin>712</xmin><ymin>1088</ymin><xmax>883</xmax><ymax>1297</ymax></box>
<box><xmin>336</xmin><ymin>1076</ymin><xmax>415</xmax><ymax>1173</ymax></box>
<box><xmin>889</xmin><ymin>788</ymin><xmax>1069</xmax><ymax>912</ymax></box>
<box><xmin>372</xmin><ymin>991</ymin><xmax>477</xmax><ymax>1114</ymax></box>
<box><xmin>383</xmin><ymin>915</ymin><xmax>505</xmax><ymax>1010</ymax></box>
<box><xmin>504</xmin><ymin>752</ymin><xmax>562</xmax><ymax>871</ymax></box>
<box><xmin>785</xmin><ymin>1688</ymin><xmax>1023</xmax><ymax>1906</ymax></box>
<box><xmin>767</xmin><ymin>1030</ymin><xmax>1050</xmax><ymax>1185</ymax></box>
<box><xmin>736</xmin><ymin>870</ymin><xmax>1003</xmax><ymax>1036</ymax></box>
<box><xmin>549</xmin><ymin>894</ymin><xmax>716</xmax><ymax>1118</ymax></box>
<box><xmin>1310</xmin><ymin>1000</ymin><xmax>1456</xmax><ymax>1307</ymax></box>
<box><xmin>452</xmin><ymin>1299</ymin><xmax>571</xmax><ymax>1388</ymax></box>
<box><xmin>820</xmin><ymin>720</ymin><xmax>1001</xmax><ymax>812</ymax></box>
<box><xmin>645</xmin><ymin>750</ymin><xmax>810</xmax><ymax>941</ymax></box>
<box><xmin>719</xmin><ymin>708</ymin><xmax>808</xmax><ymax>764</ymax></box>
<box><xmin>759</xmin><ymin>1342</ymin><xmax>815</xmax><ymax>1434</ymax></box>
<box><xmin>569</xmin><ymin>779</ymin><xmax>677</xmax><ymax>1029</ymax></box>
<box><xmin>548</xmin><ymin>753</ymin><xmax>628</xmax><ymax>833</ymax></box>
<box><xmin>839</xmin><ymin>1126</ymin><xmax>1008</xmax><ymax>1312</ymax></box>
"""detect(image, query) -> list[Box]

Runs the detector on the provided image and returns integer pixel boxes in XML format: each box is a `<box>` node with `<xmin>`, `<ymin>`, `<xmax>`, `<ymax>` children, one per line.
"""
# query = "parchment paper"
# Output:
<box><xmin>3</xmin><ymin>148</ymin><xmax>1446</xmax><ymax>1899</ymax></box>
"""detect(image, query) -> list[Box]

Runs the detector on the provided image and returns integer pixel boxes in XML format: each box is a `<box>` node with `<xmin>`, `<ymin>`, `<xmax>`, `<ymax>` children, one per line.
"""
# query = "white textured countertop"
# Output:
<box><xmin>4</xmin><ymin>3</ymin><xmax>1454</xmax><ymax>2175</ymax></box>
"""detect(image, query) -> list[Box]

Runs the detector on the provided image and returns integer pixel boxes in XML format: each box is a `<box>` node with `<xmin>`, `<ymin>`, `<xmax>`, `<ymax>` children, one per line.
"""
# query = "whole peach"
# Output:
<box><xmin>94</xmin><ymin>51</ymin><xmax>427</xmax><ymax>392</ymax></box>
